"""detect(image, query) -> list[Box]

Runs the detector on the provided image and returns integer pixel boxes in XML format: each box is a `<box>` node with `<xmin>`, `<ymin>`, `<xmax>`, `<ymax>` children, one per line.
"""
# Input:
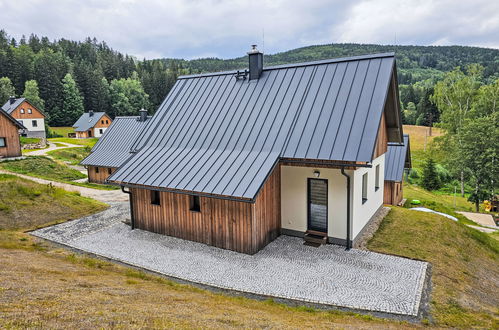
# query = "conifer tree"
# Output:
<box><xmin>421</xmin><ymin>158</ymin><xmax>440</xmax><ymax>191</ymax></box>
<box><xmin>57</xmin><ymin>73</ymin><xmax>84</xmax><ymax>126</ymax></box>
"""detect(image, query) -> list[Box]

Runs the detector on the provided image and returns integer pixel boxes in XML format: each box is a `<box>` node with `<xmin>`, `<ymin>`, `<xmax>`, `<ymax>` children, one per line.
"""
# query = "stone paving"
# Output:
<box><xmin>31</xmin><ymin>203</ymin><xmax>428</xmax><ymax>317</ymax></box>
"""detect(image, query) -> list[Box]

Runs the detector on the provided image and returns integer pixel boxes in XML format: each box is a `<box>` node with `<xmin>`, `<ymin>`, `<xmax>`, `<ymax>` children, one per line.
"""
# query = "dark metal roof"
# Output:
<box><xmin>1</xmin><ymin>97</ymin><xmax>25</xmax><ymax>114</ymax></box>
<box><xmin>109</xmin><ymin>53</ymin><xmax>403</xmax><ymax>200</ymax></box>
<box><xmin>0</xmin><ymin>108</ymin><xmax>26</xmax><ymax>129</ymax></box>
<box><xmin>73</xmin><ymin>112</ymin><xmax>107</xmax><ymax>132</ymax></box>
<box><xmin>80</xmin><ymin>116</ymin><xmax>151</xmax><ymax>167</ymax></box>
<box><xmin>385</xmin><ymin>135</ymin><xmax>411</xmax><ymax>182</ymax></box>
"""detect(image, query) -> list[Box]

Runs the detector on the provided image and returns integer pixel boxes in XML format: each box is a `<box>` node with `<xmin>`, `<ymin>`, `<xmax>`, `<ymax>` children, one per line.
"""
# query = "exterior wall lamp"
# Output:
<box><xmin>313</xmin><ymin>170</ymin><xmax>320</xmax><ymax>178</ymax></box>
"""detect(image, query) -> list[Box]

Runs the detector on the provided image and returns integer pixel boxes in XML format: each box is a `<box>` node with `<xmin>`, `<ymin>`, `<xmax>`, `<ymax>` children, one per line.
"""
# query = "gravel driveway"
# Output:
<box><xmin>32</xmin><ymin>203</ymin><xmax>429</xmax><ymax>317</ymax></box>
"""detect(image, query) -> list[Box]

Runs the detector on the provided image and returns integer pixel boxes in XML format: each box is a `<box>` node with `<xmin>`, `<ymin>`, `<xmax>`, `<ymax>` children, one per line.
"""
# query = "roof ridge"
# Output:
<box><xmin>177</xmin><ymin>52</ymin><xmax>395</xmax><ymax>80</ymax></box>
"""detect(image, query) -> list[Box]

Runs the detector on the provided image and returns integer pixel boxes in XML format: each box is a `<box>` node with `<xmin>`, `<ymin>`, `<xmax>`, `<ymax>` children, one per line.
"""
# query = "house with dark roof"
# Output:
<box><xmin>107</xmin><ymin>48</ymin><xmax>404</xmax><ymax>254</ymax></box>
<box><xmin>384</xmin><ymin>135</ymin><xmax>411</xmax><ymax>205</ymax></box>
<box><xmin>1</xmin><ymin>97</ymin><xmax>46</xmax><ymax>139</ymax></box>
<box><xmin>0</xmin><ymin>108</ymin><xmax>26</xmax><ymax>158</ymax></box>
<box><xmin>72</xmin><ymin>110</ymin><xmax>112</xmax><ymax>138</ymax></box>
<box><xmin>81</xmin><ymin>109</ymin><xmax>150</xmax><ymax>183</ymax></box>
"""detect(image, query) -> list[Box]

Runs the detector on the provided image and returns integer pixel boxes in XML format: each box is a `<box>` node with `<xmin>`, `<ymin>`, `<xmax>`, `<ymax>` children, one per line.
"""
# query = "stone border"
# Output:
<box><xmin>354</xmin><ymin>206</ymin><xmax>391</xmax><ymax>249</ymax></box>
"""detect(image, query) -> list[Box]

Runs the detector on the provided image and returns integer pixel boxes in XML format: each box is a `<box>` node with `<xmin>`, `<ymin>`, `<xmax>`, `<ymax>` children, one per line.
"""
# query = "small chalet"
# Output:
<box><xmin>0</xmin><ymin>108</ymin><xmax>25</xmax><ymax>158</ymax></box>
<box><xmin>73</xmin><ymin>110</ymin><xmax>112</xmax><ymax>138</ymax></box>
<box><xmin>384</xmin><ymin>135</ymin><xmax>411</xmax><ymax>205</ymax></box>
<box><xmin>108</xmin><ymin>48</ymin><xmax>405</xmax><ymax>254</ymax></box>
<box><xmin>81</xmin><ymin>109</ymin><xmax>150</xmax><ymax>183</ymax></box>
<box><xmin>1</xmin><ymin>97</ymin><xmax>46</xmax><ymax>139</ymax></box>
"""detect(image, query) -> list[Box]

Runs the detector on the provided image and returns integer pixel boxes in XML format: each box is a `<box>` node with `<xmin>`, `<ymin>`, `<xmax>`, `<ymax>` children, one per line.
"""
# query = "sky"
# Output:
<box><xmin>0</xmin><ymin>0</ymin><xmax>498</xmax><ymax>59</ymax></box>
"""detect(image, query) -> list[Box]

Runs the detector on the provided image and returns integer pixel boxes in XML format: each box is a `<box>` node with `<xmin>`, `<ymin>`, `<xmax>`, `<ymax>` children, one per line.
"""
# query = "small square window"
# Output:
<box><xmin>108</xmin><ymin>168</ymin><xmax>112</xmax><ymax>175</ymax></box>
<box><xmin>99</xmin><ymin>129</ymin><xmax>103</xmax><ymax>134</ymax></box>
<box><xmin>20</xmin><ymin>108</ymin><xmax>25</xmax><ymax>114</ymax></box>
<box><xmin>190</xmin><ymin>195</ymin><xmax>201</xmax><ymax>212</ymax></box>
<box><xmin>101</xmin><ymin>120</ymin><xmax>104</xmax><ymax>124</ymax></box>
<box><xmin>151</xmin><ymin>190</ymin><xmax>160</xmax><ymax>205</ymax></box>
<box><xmin>106</xmin><ymin>120</ymin><xmax>109</xmax><ymax>124</ymax></box>
<box><xmin>362</xmin><ymin>173</ymin><xmax>368</xmax><ymax>204</ymax></box>
<box><xmin>95</xmin><ymin>167</ymin><xmax>100</xmax><ymax>173</ymax></box>
<box><xmin>28</xmin><ymin>109</ymin><xmax>32</xmax><ymax>114</ymax></box>
<box><xmin>0</xmin><ymin>137</ymin><xmax>6</xmax><ymax>147</ymax></box>
<box><xmin>32</xmin><ymin>120</ymin><xmax>38</xmax><ymax>127</ymax></box>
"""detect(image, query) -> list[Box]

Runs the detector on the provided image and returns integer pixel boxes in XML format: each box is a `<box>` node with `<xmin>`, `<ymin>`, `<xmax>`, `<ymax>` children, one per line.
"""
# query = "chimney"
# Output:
<box><xmin>89</xmin><ymin>109</ymin><xmax>94</xmax><ymax>117</ymax></box>
<box><xmin>9</xmin><ymin>96</ymin><xmax>16</xmax><ymax>105</ymax></box>
<box><xmin>248</xmin><ymin>45</ymin><xmax>263</xmax><ymax>80</ymax></box>
<box><xmin>139</xmin><ymin>108</ymin><xmax>148</xmax><ymax>122</ymax></box>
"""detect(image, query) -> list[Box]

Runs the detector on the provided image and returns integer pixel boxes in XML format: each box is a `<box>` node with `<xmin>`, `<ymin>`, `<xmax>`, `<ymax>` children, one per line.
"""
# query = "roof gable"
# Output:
<box><xmin>1</xmin><ymin>98</ymin><xmax>46</xmax><ymax>117</ymax></box>
<box><xmin>110</xmin><ymin>53</ymin><xmax>403</xmax><ymax>200</ymax></box>
<box><xmin>0</xmin><ymin>108</ymin><xmax>26</xmax><ymax>129</ymax></box>
<box><xmin>73</xmin><ymin>112</ymin><xmax>107</xmax><ymax>131</ymax></box>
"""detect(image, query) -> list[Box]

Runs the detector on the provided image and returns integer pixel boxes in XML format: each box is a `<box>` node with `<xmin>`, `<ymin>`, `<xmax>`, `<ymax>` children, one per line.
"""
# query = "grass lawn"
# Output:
<box><xmin>49</xmin><ymin>137</ymin><xmax>98</xmax><ymax>148</ymax></box>
<box><xmin>47</xmin><ymin>147</ymin><xmax>91</xmax><ymax>165</ymax></box>
<box><xmin>49</xmin><ymin>126</ymin><xmax>74</xmax><ymax>138</ymax></box>
<box><xmin>19</xmin><ymin>137</ymin><xmax>41</xmax><ymax>145</ymax></box>
<box><xmin>368</xmin><ymin>207</ymin><xmax>499</xmax><ymax>328</ymax></box>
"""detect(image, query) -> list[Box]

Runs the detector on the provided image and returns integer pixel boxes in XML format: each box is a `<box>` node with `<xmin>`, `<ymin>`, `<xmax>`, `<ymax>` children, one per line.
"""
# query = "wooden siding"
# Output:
<box><xmin>373</xmin><ymin>112</ymin><xmax>388</xmax><ymax>159</ymax></box>
<box><xmin>0</xmin><ymin>112</ymin><xmax>21</xmax><ymax>158</ymax></box>
<box><xmin>130</xmin><ymin>165</ymin><xmax>281</xmax><ymax>254</ymax></box>
<box><xmin>87</xmin><ymin>166</ymin><xmax>117</xmax><ymax>183</ymax></box>
<box><xmin>9</xmin><ymin>100</ymin><xmax>45</xmax><ymax>119</ymax></box>
<box><xmin>94</xmin><ymin>114</ymin><xmax>112</xmax><ymax>129</ymax></box>
<box><xmin>383</xmin><ymin>181</ymin><xmax>403</xmax><ymax>205</ymax></box>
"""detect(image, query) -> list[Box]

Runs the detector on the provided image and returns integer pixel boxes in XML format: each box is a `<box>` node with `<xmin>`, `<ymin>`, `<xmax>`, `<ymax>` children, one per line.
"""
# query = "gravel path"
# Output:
<box><xmin>32</xmin><ymin>203</ymin><xmax>429</xmax><ymax>317</ymax></box>
<box><xmin>26</xmin><ymin>142</ymin><xmax>82</xmax><ymax>156</ymax></box>
<box><xmin>457</xmin><ymin>211</ymin><xmax>497</xmax><ymax>227</ymax></box>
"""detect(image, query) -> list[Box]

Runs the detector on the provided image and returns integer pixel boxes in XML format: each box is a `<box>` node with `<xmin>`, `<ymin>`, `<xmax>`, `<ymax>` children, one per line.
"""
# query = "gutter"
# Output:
<box><xmin>121</xmin><ymin>186</ymin><xmax>135</xmax><ymax>229</ymax></box>
<box><xmin>341</xmin><ymin>167</ymin><xmax>352</xmax><ymax>250</ymax></box>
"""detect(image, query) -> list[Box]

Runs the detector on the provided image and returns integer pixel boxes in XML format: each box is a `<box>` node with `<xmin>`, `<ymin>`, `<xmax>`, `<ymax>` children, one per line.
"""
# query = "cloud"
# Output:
<box><xmin>0</xmin><ymin>0</ymin><xmax>497</xmax><ymax>59</ymax></box>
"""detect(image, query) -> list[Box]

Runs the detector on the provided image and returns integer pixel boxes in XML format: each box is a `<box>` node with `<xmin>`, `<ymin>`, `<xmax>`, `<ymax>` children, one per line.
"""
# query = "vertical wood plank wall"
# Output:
<box><xmin>130</xmin><ymin>165</ymin><xmax>281</xmax><ymax>254</ymax></box>
<box><xmin>87</xmin><ymin>166</ymin><xmax>117</xmax><ymax>183</ymax></box>
<box><xmin>10</xmin><ymin>101</ymin><xmax>45</xmax><ymax>119</ymax></box>
<box><xmin>383</xmin><ymin>181</ymin><xmax>403</xmax><ymax>205</ymax></box>
<box><xmin>0</xmin><ymin>113</ymin><xmax>21</xmax><ymax>158</ymax></box>
<box><xmin>373</xmin><ymin>112</ymin><xmax>388</xmax><ymax>159</ymax></box>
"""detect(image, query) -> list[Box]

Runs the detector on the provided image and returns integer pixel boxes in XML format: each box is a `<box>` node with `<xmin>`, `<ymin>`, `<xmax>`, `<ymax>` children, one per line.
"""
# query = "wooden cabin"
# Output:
<box><xmin>384</xmin><ymin>135</ymin><xmax>411</xmax><ymax>205</ymax></box>
<box><xmin>73</xmin><ymin>110</ymin><xmax>112</xmax><ymax>138</ymax></box>
<box><xmin>108</xmin><ymin>51</ymin><xmax>404</xmax><ymax>254</ymax></box>
<box><xmin>81</xmin><ymin>110</ymin><xmax>150</xmax><ymax>183</ymax></box>
<box><xmin>1</xmin><ymin>97</ymin><xmax>46</xmax><ymax>139</ymax></box>
<box><xmin>0</xmin><ymin>109</ymin><xmax>25</xmax><ymax>158</ymax></box>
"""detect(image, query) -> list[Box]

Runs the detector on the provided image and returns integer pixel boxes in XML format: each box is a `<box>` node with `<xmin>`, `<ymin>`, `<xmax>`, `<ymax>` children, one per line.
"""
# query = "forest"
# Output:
<box><xmin>0</xmin><ymin>30</ymin><xmax>498</xmax><ymax>128</ymax></box>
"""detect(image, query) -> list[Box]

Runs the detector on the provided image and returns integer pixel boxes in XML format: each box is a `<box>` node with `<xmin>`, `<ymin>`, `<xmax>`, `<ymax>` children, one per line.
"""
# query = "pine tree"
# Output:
<box><xmin>57</xmin><ymin>73</ymin><xmax>84</xmax><ymax>126</ymax></box>
<box><xmin>0</xmin><ymin>76</ymin><xmax>15</xmax><ymax>104</ymax></box>
<box><xmin>421</xmin><ymin>158</ymin><xmax>440</xmax><ymax>191</ymax></box>
<box><xmin>22</xmin><ymin>80</ymin><xmax>45</xmax><ymax>111</ymax></box>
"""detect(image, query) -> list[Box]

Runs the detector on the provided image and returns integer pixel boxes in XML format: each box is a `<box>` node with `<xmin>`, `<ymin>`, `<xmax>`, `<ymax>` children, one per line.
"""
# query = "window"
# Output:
<box><xmin>362</xmin><ymin>173</ymin><xmax>368</xmax><ymax>204</ymax></box>
<box><xmin>108</xmin><ymin>168</ymin><xmax>112</xmax><ymax>175</ymax></box>
<box><xmin>106</xmin><ymin>120</ymin><xmax>109</xmax><ymax>124</ymax></box>
<box><xmin>375</xmin><ymin>165</ymin><xmax>380</xmax><ymax>191</ymax></box>
<box><xmin>0</xmin><ymin>137</ymin><xmax>5</xmax><ymax>147</ymax></box>
<box><xmin>20</xmin><ymin>108</ymin><xmax>25</xmax><ymax>114</ymax></box>
<box><xmin>95</xmin><ymin>167</ymin><xmax>99</xmax><ymax>173</ymax></box>
<box><xmin>32</xmin><ymin>120</ymin><xmax>38</xmax><ymax>127</ymax></box>
<box><xmin>101</xmin><ymin>120</ymin><xmax>104</xmax><ymax>124</ymax></box>
<box><xmin>190</xmin><ymin>195</ymin><xmax>201</xmax><ymax>212</ymax></box>
<box><xmin>28</xmin><ymin>109</ymin><xmax>32</xmax><ymax>114</ymax></box>
<box><xmin>151</xmin><ymin>190</ymin><xmax>161</xmax><ymax>205</ymax></box>
<box><xmin>99</xmin><ymin>129</ymin><xmax>103</xmax><ymax>134</ymax></box>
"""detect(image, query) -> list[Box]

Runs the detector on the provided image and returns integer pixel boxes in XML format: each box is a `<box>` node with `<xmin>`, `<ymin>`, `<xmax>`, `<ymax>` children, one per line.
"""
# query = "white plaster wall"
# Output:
<box><xmin>351</xmin><ymin>154</ymin><xmax>385</xmax><ymax>239</ymax></box>
<box><xmin>281</xmin><ymin>165</ymin><xmax>353</xmax><ymax>240</ymax></box>
<box><xmin>94</xmin><ymin>127</ymin><xmax>107</xmax><ymax>138</ymax></box>
<box><xmin>18</xmin><ymin>118</ymin><xmax>45</xmax><ymax>132</ymax></box>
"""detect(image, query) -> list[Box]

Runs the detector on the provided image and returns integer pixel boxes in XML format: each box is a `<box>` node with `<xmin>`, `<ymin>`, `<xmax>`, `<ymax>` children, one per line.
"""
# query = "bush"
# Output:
<box><xmin>435</xmin><ymin>164</ymin><xmax>452</xmax><ymax>184</ymax></box>
<box><xmin>407</xmin><ymin>168</ymin><xmax>420</xmax><ymax>184</ymax></box>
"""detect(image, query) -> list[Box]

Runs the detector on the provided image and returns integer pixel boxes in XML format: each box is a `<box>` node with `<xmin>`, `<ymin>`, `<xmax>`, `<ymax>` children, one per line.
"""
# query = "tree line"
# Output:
<box><xmin>0</xmin><ymin>31</ymin><xmax>185</xmax><ymax>126</ymax></box>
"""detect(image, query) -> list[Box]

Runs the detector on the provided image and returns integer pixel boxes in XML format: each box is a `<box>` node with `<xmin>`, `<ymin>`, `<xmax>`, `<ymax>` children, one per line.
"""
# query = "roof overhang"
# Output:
<box><xmin>384</xmin><ymin>61</ymin><xmax>404</xmax><ymax>144</ymax></box>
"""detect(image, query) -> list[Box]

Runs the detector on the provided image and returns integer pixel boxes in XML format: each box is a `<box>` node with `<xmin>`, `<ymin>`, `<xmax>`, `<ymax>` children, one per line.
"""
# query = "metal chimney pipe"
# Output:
<box><xmin>89</xmin><ymin>109</ymin><xmax>94</xmax><ymax>117</ymax></box>
<box><xmin>248</xmin><ymin>45</ymin><xmax>263</xmax><ymax>80</ymax></box>
<box><xmin>139</xmin><ymin>108</ymin><xmax>148</xmax><ymax>122</ymax></box>
<box><xmin>9</xmin><ymin>96</ymin><xmax>16</xmax><ymax>105</ymax></box>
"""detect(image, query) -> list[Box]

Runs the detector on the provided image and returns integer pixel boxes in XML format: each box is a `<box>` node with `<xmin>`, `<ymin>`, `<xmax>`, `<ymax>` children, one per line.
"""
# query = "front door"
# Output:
<box><xmin>307</xmin><ymin>178</ymin><xmax>328</xmax><ymax>233</ymax></box>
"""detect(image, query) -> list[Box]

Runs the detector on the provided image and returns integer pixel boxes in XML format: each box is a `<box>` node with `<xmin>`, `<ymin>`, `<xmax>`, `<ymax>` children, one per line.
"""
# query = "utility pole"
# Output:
<box><xmin>428</xmin><ymin>112</ymin><xmax>433</xmax><ymax>137</ymax></box>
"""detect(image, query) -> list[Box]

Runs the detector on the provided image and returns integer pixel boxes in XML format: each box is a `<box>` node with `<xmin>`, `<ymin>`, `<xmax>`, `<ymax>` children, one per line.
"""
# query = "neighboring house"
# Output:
<box><xmin>1</xmin><ymin>97</ymin><xmax>46</xmax><ymax>139</ymax></box>
<box><xmin>384</xmin><ymin>135</ymin><xmax>411</xmax><ymax>205</ymax></box>
<box><xmin>81</xmin><ymin>109</ymin><xmax>150</xmax><ymax>183</ymax></box>
<box><xmin>108</xmin><ymin>49</ymin><xmax>404</xmax><ymax>254</ymax></box>
<box><xmin>0</xmin><ymin>108</ymin><xmax>25</xmax><ymax>158</ymax></box>
<box><xmin>73</xmin><ymin>110</ymin><xmax>112</xmax><ymax>138</ymax></box>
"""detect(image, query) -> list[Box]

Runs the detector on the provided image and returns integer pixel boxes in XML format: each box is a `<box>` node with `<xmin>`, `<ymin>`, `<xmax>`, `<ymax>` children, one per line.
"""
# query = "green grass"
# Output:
<box><xmin>48</xmin><ymin>137</ymin><xmax>98</xmax><ymax>148</ymax></box>
<box><xmin>0</xmin><ymin>156</ymin><xmax>86</xmax><ymax>181</ymax></box>
<box><xmin>0</xmin><ymin>173</ymin><xmax>107</xmax><ymax>231</ymax></box>
<box><xmin>47</xmin><ymin>147</ymin><xmax>91</xmax><ymax>165</ymax></box>
<box><xmin>20</xmin><ymin>137</ymin><xmax>41</xmax><ymax>145</ymax></box>
<box><xmin>368</xmin><ymin>207</ymin><xmax>499</xmax><ymax>328</ymax></box>
<box><xmin>49</xmin><ymin>126</ymin><xmax>74</xmax><ymax>137</ymax></box>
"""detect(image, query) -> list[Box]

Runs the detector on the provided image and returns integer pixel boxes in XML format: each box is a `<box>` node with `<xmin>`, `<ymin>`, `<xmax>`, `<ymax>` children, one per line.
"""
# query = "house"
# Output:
<box><xmin>384</xmin><ymin>135</ymin><xmax>411</xmax><ymax>205</ymax></box>
<box><xmin>107</xmin><ymin>49</ymin><xmax>404</xmax><ymax>254</ymax></box>
<box><xmin>81</xmin><ymin>109</ymin><xmax>150</xmax><ymax>183</ymax></box>
<box><xmin>0</xmin><ymin>108</ymin><xmax>25</xmax><ymax>158</ymax></box>
<box><xmin>72</xmin><ymin>110</ymin><xmax>112</xmax><ymax>138</ymax></box>
<box><xmin>1</xmin><ymin>97</ymin><xmax>46</xmax><ymax>139</ymax></box>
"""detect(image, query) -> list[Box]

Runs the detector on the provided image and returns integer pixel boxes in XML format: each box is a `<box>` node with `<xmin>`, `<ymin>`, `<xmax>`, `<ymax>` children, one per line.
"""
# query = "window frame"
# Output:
<box><xmin>95</xmin><ymin>167</ymin><xmax>99</xmax><ymax>173</ymax></box>
<box><xmin>99</xmin><ymin>128</ymin><xmax>103</xmax><ymax>134</ymax></box>
<box><xmin>375</xmin><ymin>164</ymin><xmax>380</xmax><ymax>191</ymax></box>
<box><xmin>362</xmin><ymin>173</ymin><xmax>368</xmax><ymax>204</ymax></box>
<box><xmin>28</xmin><ymin>109</ymin><xmax>32</xmax><ymax>114</ymax></box>
<box><xmin>189</xmin><ymin>195</ymin><xmax>201</xmax><ymax>212</ymax></box>
<box><xmin>32</xmin><ymin>120</ymin><xmax>38</xmax><ymax>127</ymax></box>
<box><xmin>108</xmin><ymin>168</ymin><xmax>112</xmax><ymax>175</ymax></box>
<box><xmin>0</xmin><ymin>137</ymin><xmax>6</xmax><ymax>147</ymax></box>
<box><xmin>151</xmin><ymin>190</ymin><xmax>161</xmax><ymax>206</ymax></box>
<box><xmin>20</xmin><ymin>108</ymin><xmax>25</xmax><ymax>114</ymax></box>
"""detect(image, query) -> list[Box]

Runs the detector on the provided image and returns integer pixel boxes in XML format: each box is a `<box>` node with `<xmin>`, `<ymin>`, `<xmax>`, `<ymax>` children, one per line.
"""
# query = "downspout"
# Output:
<box><xmin>121</xmin><ymin>186</ymin><xmax>135</xmax><ymax>229</ymax></box>
<box><xmin>341</xmin><ymin>168</ymin><xmax>351</xmax><ymax>250</ymax></box>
